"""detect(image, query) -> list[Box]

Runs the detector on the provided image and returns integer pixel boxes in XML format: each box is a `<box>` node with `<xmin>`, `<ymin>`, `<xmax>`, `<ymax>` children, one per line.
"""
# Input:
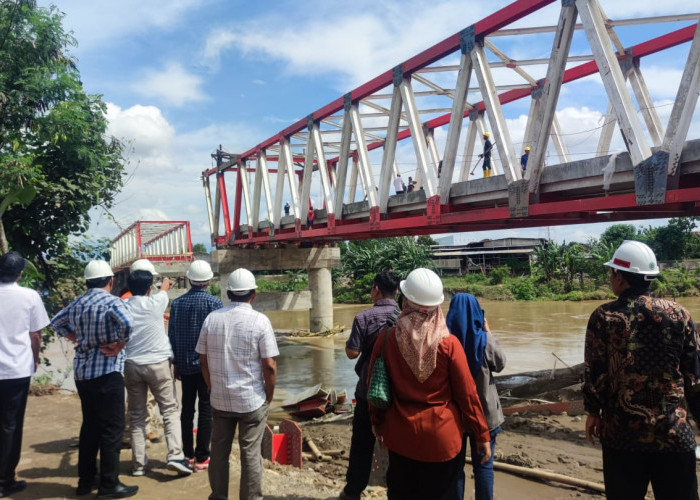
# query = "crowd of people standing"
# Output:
<box><xmin>2</xmin><ymin>238</ymin><xmax>700</xmax><ymax>499</ymax></box>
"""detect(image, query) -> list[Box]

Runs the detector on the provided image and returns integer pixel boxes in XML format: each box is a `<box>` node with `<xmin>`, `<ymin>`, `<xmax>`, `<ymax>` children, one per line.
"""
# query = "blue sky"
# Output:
<box><xmin>43</xmin><ymin>0</ymin><xmax>700</xmax><ymax>248</ymax></box>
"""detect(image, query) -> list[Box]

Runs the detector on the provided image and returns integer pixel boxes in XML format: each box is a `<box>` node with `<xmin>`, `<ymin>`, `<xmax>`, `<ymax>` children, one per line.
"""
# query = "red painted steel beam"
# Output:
<box><xmin>226</xmin><ymin>188</ymin><xmax>700</xmax><ymax>246</ymax></box>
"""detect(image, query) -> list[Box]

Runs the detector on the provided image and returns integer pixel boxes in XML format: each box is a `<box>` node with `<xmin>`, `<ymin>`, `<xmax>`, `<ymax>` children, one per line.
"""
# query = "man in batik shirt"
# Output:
<box><xmin>583</xmin><ymin>240</ymin><xmax>700</xmax><ymax>499</ymax></box>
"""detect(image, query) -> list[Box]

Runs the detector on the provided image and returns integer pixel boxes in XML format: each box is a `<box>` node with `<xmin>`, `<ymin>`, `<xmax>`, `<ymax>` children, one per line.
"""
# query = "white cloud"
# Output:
<box><xmin>132</xmin><ymin>63</ymin><xmax>208</xmax><ymax>107</ymax></box>
<box><xmin>50</xmin><ymin>0</ymin><xmax>208</xmax><ymax>49</ymax></box>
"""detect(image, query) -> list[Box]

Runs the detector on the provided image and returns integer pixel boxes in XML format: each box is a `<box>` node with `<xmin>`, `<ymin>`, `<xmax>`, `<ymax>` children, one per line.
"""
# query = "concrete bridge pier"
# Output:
<box><xmin>308</xmin><ymin>266</ymin><xmax>333</xmax><ymax>332</ymax></box>
<box><xmin>213</xmin><ymin>246</ymin><xmax>341</xmax><ymax>332</ymax></box>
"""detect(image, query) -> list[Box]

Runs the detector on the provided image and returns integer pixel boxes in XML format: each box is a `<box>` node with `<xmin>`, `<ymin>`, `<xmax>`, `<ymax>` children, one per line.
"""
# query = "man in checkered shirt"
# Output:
<box><xmin>51</xmin><ymin>260</ymin><xmax>138</xmax><ymax>499</ymax></box>
<box><xmin>196</xmin><ymin>268</ymin><xmax>278</xmax><ymax>500</ymax></box>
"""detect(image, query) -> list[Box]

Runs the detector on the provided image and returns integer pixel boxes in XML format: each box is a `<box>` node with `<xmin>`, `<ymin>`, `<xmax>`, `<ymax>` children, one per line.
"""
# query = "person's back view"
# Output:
<box><xmin>168</xmin><ymin>260</ymin><xmax>222</xmax><ymax>471</ymax></box>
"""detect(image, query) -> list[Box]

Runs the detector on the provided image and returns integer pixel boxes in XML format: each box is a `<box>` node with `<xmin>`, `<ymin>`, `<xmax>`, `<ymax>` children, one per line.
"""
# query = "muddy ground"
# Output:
<box><xmin>11</xmin><ymin>390</ymin><xmax>696</xmax><ymax>500</ymax></box>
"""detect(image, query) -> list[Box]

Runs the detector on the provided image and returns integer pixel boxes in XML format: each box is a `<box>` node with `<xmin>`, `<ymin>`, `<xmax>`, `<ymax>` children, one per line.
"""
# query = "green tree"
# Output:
<box><xmin>342</xmin><ymin>236</ymin><xmax>435</xmax><ymax>280</ymax></box>
<box><xmin>0</xmin><ymin>0</ymin><xmax>126</xmax><ymax>283</ymax></box>
<box><xmin>192</xmin><ymin>243</ymin><xmax>208</xmax><ymax>253</ymax></box>
<box><xmin>599</xmin><ymin>224</ymin><xmax>638</xmax><ymax>251</ymax></box>
<box><xmin>642</xmin><ymin>217</ymin><xmax>699</xmax><ymax>261</ymax></box>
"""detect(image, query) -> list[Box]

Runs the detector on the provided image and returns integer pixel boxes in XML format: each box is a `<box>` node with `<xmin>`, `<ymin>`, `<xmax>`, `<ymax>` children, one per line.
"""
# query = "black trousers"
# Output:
<box><xmin>386</xmin><ymin>449</ymin><xmax>461</xmax><ymax>500</ymax></box>
<box><xmin>180</xmin><ymin>372</ymin><xmax>212</xmax><ymax>462</ymax></box>
<box><xmin>0</xmin><ymin>377</ymin><xmax>30</xmax><ymax>489</ymax></box>
<box><xmin>75</xmin><ymin>372</ymin><xmax>125</xmax><ymax>490</ymax></box>
<box><xmin>603</xmin><ymin>447</ymin><xmax>699</xmax><ymax>500</ymax></box>
<box><xmin>344</xmin><ymin>397</ymin><xmax>375</xmax><ymax>495</ymax></box>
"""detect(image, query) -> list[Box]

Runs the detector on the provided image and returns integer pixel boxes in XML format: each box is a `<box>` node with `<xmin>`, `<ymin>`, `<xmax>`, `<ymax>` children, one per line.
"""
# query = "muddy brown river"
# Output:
<box><xmin>266</xmin><ymin>297</ymin><xmax>700</xmax><ymax>404</ymax></box>
<box><xmin>44</xmin><ymin>297</ymin><xmax>700</xmax><ymax>407</ymax></box>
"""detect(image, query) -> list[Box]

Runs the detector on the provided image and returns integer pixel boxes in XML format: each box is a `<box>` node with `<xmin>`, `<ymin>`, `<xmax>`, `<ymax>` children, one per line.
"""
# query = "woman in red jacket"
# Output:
<box><xmin>368</xmin><ymin>268</ymin><xmax>491</xmax><ymax>500</ymax></box>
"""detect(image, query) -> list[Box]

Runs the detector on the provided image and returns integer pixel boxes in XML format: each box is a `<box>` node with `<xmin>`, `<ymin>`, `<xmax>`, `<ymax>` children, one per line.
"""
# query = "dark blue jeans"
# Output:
<box><xmin>344</xmin><ymin>397</ymin><xmax>375</xmax><ymax>495</ymax></box>
<box><xmin>454</xmin><ymin>428</ymin><xmax>500</xmax><ymax>500</ymax></box>
<box><xmin>0</xmin><ymin>377</ymin><xmax>30</xmax><ymax>490</ymax></box>
<box><xmin>180</xmin><ymin>372</ymin><xmax>212</xmax><ymax>462</ymax></box>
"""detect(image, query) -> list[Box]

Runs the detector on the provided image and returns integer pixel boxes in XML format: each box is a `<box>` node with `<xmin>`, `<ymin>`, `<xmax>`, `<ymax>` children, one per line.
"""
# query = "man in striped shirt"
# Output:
<box><xmin>51</xmin><ymin>260</ymin><xmax>138</xmax><ymax>499</ymax></box>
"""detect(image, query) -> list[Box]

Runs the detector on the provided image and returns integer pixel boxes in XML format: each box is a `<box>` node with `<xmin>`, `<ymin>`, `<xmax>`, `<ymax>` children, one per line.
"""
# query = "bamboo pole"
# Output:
<box><xmin>466</xmin><ymin>458</ymin><xmax>605</xmax><ymax>493</ymax></box>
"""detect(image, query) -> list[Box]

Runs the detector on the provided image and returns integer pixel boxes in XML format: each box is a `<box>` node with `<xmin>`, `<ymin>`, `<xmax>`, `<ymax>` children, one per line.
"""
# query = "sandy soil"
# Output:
<box><xmin>9</xmin><ymin>391</ymin><xmax>700</xmax><ymax>499</ymax></box>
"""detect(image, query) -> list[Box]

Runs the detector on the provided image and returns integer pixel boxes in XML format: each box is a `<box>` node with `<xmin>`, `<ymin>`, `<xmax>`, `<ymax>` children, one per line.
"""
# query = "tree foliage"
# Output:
<box><xmin>0</xmin><ymin>0</ymin><xmax>126</xmax><ymax>284</ymax></box>
<box><xmin>341</xmin><ymin>236</ymin><xmax>436</xmax><ymax>280</ymax></box>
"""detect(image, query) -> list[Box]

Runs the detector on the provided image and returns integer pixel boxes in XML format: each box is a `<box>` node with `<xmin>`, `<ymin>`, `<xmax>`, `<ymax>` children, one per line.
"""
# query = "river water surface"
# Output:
<box><xmin>44</xmin><ymin>296</ymin><xmax>700</xmax><ymax>410</ymax></box>
<box><xmin>266</xmin><ymin>296</ymin><xmax>700</xmax><ymax>405</ymax></box>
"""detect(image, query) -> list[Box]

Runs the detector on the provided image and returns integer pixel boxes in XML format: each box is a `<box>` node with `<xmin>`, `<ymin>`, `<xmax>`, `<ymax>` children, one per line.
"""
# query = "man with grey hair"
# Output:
<box><xmin>0</xmin><ymin>251</ymin><xmax>50</xmax><ymax>498</ymax></box>
<box><xmin>197</xmin><ymin>268</ymin><xmax>278</xmax><ymax>500</ymax></box>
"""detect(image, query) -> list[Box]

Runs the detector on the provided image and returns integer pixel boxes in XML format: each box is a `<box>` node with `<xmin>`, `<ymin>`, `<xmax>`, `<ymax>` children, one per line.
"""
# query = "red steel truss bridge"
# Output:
<box><xmin>202</xmin><ymin>0</ymin><xmax>700</xmax><ymax>248</ymax></box>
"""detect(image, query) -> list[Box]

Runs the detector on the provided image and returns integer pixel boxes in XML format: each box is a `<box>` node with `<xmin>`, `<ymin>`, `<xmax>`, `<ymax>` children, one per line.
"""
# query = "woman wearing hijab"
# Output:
<box><xmin>368</xmin><ymin>269</ymin><xmax>491</xmax><ymax>500</ymax></box>
<box><xmin>446</xmin><ymin>293</ymin><xmax>506</xmax><ymax>500</ymax></box>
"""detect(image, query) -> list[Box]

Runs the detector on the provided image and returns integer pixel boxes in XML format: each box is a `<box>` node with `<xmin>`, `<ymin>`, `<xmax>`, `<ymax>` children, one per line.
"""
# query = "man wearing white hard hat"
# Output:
<box><xmin>122</xmin><ymin>260</ymin><xmax>191</xmax><ymax>477</ymax></box>
<box><xmin>196</xmin><ymin>268</ymin><xmax>279</xmax><ymax>500</ymax></box>
<box><xmin>51</xmin><ymin>260</ymin><xmax>138</xmax><ymax>498</ymax></box>
<box><xmin>168</xmin><ymin>260</ymin><xmax>222</xmax><ymax>471</ymax></box>
<box><xmin>583</xmin><ymin>240</ymin><xmax>700</xmax><ymax>499</ymax></box>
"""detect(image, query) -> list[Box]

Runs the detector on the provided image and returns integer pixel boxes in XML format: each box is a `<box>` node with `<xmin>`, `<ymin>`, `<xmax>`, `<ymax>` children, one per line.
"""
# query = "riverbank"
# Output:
<box><xmin>14</xmin><ymin>391</ymin><xmax>697</xmax><ymax>499</ymax></box>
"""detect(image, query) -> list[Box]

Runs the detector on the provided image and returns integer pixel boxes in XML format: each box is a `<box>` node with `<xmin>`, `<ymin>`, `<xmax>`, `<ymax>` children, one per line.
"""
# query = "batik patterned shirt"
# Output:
<box><xmin>583</xmin><ymin>289</ymin><xmax>700</xmax><ymax>452</ymax></box>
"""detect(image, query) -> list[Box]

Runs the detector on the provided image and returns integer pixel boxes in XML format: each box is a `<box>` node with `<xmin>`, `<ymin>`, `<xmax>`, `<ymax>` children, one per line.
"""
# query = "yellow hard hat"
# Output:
<box><xmin>525</xmin><ymin>146</ymin><xmax>531</xmax><ymax>151</ymax></box>
<box><xmin>483</xmin><ymin>132</ymin><xmax>490</xmax><ymax>138</ymax></box>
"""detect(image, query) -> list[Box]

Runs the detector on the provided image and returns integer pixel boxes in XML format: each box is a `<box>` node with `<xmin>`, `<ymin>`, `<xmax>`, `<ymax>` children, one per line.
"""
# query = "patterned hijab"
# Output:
<box><xmin>395</xmin><ymin>298</ymin><xmax>450</xmax><ymax>383</ymax></box>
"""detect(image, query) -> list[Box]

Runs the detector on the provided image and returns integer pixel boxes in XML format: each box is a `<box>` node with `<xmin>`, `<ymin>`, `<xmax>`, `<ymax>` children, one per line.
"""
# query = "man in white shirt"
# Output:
<box><xmin>123</xmin><ymin>260</ymin><xmax>191</xmax><ymax>477</ymax></box>
<box><xmin>197</xmin><ymin>268</ymin><xmax>278</xmax><ymax>500</ymax></box>
<box><xmin>0</xmin><ymin>251</ymin><xmax>50</xmax><ymax>498</ymax></box>
<box><xmin>393</xmin><ymin>174</ymin><xmax>406</xmax><ymax>194</ymax></box>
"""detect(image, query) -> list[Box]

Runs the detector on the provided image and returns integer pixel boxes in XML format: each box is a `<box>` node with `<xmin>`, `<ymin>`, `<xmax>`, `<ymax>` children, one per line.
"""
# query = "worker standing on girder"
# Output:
<box><xmin>521</xmin><ymin>146</ymin><xmax>530</xmax><ymax>174</ymax></box>
<box><xmin>478</xmin><ymin>132</ymin><xmax>493</xmax><ymax>178</ymax></box>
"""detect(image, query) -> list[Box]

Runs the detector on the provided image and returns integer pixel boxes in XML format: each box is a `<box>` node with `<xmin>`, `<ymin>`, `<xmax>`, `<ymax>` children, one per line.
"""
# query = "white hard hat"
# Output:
<box><xmin>227</xmin><ymin>268</ymin><xmax>257</xmax><ymax>293</ymax></box>
<box><xmin>186</xmin><ymin>260</ymin><xmax>213</xmax><ymax>282</ymax></box>
<box><xmin>84</xmin><ymin>260</ymin><xmax>114</xmax><ymax>280</ymax></box>
<box><xmin>605</xmin><ymin>240</ymin><xmax>659</xmax><ymax>277</ymax></box>
<box><xmin>130</xmin><ymin>258</ymin><xmax>158</xmax><ymax>275</ymax></box>
<box><xmin>400</xmin><ymin>268</ymin><xmax>444</xmax><ymax>307</ymax></box>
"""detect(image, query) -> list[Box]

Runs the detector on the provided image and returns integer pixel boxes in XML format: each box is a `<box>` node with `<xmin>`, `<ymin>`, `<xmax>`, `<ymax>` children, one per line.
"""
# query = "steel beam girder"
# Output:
<box><xmin>379</xmin><ymin>85</ymin><xmax>403</xmax><ymax>212</ymax></box>
<box><xmin>663</xmin><ymin>21</ymin><xmax>700</xmax><ymax>178</ymax></box>
<box><xmin>426</xmin><ymin>129</ymin><xmax>441</xmax><ymax>183</ymax></box>
<box><xmin>300</xmin><ymin>129</ymin><xmax>315</xmax><ymax>221</ymax></box>
<box><xmin>441</xmin><ymin>51</ymin><xmax>473</xmax><ymax>200</ymax></box>
<box><xmin>273</xmin><ymin>149</ymin><xmax>288</xmax><ymax>224</ymax></box>
<box><xmin>399</xmin><ymin>79</ymin><xmax>438</xmax><ymax>197</ymax></box>
<box><xmin>460</xmin><ymin>117</ymin><xmax>480</xmax><ymax>182</ymax></box>
<box><xmin>257</xmin><ymin>152</ymin><xmax>276</xmax><ymax>226</ymax></box>
<box><xmin>550</xmin><ymin>116</ymin><xmax>570</xmax><ymax>163</ymax></box>
<box><xmin>577</xmin><ymin>0</ymin><xmax>651</xmax><ymax>165</ymax></box>
<box><xmin>238</xmin><ymin>161</ymin><xmax>253</xmax><ymax>231</ymax></box>
<box><xmin>252</xmin><ymin>158</ymin><xmax>262</xmax><ymax>228</ymax></box>
<box><xmin>528</xmin><ymin>2</ymin><xmax>577</xmax><ymax>194</ymax></box>
<box><xmin>628</xmin><ymin>63</ymin><xmax>664</xmax><ymax>147</ymax></box>
<box><xmin>311</xmin><ymin>125</ymin><xmax>335</xmax><ymax>215</ymax></box>
<box><xmin>202</xmin><ymin>176</ymin><xmax>215</xmax><ymax>243</ymax></box>
<box><xmin>348</xmin><ymin>104</ymin><xmax>378</xmax><ymax>207</ymax></box>
<box><xmin>597</xmin><ymin>102</ymin><xmax>616</xmax><ymax>157</ymax></box>
<box><xmin>281</xmin><ymin>138</ymin><xmax>301</xmax><ymax>220</ymax></box>
<box><xmin>333</xmin><ymin>107</ymin><xmax>354</xmax><ymax>218</ymax></box>
<box><xmin>348</xmin><ymin>156</ymin><xmax>359</xmax><ymax>204</ymax></box>
<box><xmin>471</xmin><ymin>43</ymin><xmax>518</xmax><ymax>184</ymax></box>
